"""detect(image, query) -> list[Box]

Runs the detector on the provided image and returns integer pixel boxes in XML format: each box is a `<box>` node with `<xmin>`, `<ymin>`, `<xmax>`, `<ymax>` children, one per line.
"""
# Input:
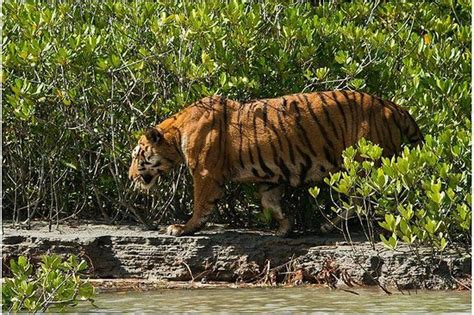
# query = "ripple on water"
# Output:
<box><xmin>72</xmin><ymin>287</ymin><xmax>471</xmax><ymax>313</ymax></box>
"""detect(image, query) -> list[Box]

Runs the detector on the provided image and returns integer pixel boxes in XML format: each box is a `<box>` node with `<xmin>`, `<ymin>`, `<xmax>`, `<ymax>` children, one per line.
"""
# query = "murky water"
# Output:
<box><xmin>75</xmin><ymin>287</ymin><xmax>471</xmax><ymax>313</ymax></box>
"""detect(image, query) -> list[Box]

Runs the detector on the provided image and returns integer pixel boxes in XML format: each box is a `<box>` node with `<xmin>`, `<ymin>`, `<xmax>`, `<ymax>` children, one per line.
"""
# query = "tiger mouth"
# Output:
<box><xmin>132</xmin><ymin>174</ymin><xmax>158</xmax><ymax>191</ymax></box>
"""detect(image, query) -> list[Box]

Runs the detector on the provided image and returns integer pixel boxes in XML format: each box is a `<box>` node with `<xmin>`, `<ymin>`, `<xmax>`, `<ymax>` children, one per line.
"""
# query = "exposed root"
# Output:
<box><xmin>453</xmin><ymin>275</ymin><xmax>472</xmax><ymax>291</ymax></box>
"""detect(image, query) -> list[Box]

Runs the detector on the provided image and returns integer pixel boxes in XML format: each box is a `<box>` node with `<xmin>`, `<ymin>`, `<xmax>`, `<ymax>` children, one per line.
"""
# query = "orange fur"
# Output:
<box><xmin>129</xmin><ymin>91</ymin><xmax>422</xmax><ymax>236</ymax></box>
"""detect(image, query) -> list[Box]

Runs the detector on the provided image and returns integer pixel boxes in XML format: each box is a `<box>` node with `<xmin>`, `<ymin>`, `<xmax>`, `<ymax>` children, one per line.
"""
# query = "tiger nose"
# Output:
<box><xmin>141</xmin><ymin>174</ymin><xmax>153</xmax><ymax>184</ymax></box>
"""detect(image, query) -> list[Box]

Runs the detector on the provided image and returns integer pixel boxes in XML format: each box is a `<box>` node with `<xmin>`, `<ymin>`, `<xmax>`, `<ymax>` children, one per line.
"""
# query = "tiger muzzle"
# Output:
<box><xmin>141</xmin><ymin>174</ymin><xmax>154</xmax><ymax>185</ymax></box>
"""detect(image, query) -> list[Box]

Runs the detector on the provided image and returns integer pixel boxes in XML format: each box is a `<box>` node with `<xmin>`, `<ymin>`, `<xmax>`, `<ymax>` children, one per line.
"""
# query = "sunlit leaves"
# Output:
<box><xmin>314</xmin><ymin>135</ymin><xmax>470</xmax><ymax>251</ymax></box>
<box><xmin>2</xmin><ymin>255</ymin><xmax>95</xmax><ymax>312</ymax></box>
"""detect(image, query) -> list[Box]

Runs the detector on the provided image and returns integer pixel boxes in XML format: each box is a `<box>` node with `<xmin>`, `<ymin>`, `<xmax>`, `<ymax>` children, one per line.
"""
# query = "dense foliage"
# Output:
<box><xmin>311</xmin><ymin>134</ymin><xmax>471</xmax><ymax>250</ymax></box>
<box><xmin>3</xmin><ymin>1</ymin><xmax>471</xmax><ymax>242</ymax></box>
<box><xmin>2</xmin><ymin>255</ymin><xmax>95</xmax><ymax>312</ymax></box>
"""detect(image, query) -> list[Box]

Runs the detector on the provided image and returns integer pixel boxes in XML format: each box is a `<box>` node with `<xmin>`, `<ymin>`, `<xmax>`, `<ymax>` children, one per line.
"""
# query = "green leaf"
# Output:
<box><xmin>17</xmin><ymin>256</ymin><xmax>28</xmax><ymax>268</ymax></box>
<box><xmin>380</xmin><ymin>234</ymin><xmax>398</xmax><ymax>249</ymax></box>
<box><xmin>439</xmin><ymin>237</ymin><xmax>448</xmax><ymax>251</ymax></box>
<box><xmin>308</xmin><ymin>186</ymin><xmax>320</xmax><ymax>199</ymax></box>
<box><xmin>78</xmin><ymin>283</ymin><xmax>95</xmax><ymax>299</ymax></box>
<box><xmin>10</xmin><ymin>259</ymin><xmax>20</xmax><ymax>276</ymax></box>
<box><xmin>335</xmin><ymin>50</ymin><xmax>348</xmax><ymax>64</ymax></box>
<box><xmin>77</xmin><ymin>260</ymin><xmax>88</xmax><ymax>272</ymax></box>
<box><xmin>315</xmin><ymin>67</ymin><xmax>329</xmax><ymax>80</ymax></box>
<box><xmin>349</xmin><ymin>78</ymin><xmax>366</xmax><ymax>89</ymax></box>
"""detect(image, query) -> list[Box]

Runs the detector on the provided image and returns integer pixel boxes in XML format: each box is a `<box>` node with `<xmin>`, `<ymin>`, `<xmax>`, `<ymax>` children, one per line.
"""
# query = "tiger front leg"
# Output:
<box><xmin>166</xmin><ymin>174</ymin><xmax>223</xmax><ymax>237</ymax></box>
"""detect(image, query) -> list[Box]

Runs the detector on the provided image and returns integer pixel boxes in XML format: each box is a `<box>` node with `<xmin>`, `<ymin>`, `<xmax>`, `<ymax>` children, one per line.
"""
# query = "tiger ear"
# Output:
<box><xmin>145</xmin><ymin>127</ymin><xmax>162</xmax><ymax>144</ymax></box>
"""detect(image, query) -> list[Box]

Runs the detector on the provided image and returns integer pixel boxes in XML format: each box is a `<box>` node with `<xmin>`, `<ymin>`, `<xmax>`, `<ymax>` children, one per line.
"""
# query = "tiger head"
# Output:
<box><xmin>128</xmin><ymin>127</ymin><xmax>182</xmax><ymax>190</ymax></box>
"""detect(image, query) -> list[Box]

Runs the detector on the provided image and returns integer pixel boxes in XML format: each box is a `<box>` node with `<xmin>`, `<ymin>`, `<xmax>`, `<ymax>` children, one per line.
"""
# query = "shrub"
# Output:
<box><xmin>2</xmin><ymin>255</ymin><xmax>96</xmax><ymax>312</ymax></box>
<box><xmin>313</xmin><ymin>134</ymin><xmax>471</xmax><ymax>250</ymax></box>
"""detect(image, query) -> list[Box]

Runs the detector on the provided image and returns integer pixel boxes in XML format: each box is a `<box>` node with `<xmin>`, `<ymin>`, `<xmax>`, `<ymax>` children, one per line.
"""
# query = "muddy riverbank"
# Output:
<box><xmin>2</xmin><ymin>222</ymin><xmax>471</xmax><ymax>291</ymax></box>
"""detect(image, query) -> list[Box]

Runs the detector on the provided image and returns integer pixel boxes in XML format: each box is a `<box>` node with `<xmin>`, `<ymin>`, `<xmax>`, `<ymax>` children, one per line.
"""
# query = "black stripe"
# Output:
<box><xmin>278</xmin><ymin>158</ymin><xmax>292</xmax><ymax>182</ymax></box>
<box><xmin>323</xmin><ymin>146</ymin><xmax>337</xmax><ymax>168</ymax></box>
<box><xmin>287</xmin><ymin>138</ymin><xmax>296</xmax><ymax>166</ymax></box>
<box><xmin>385</xmin><ymin>100</ymin><xmax>404</xmax><ymax>117</ymax></box>
<box><xmin>281</xmin><ymin>97</ymin><xmax>289</xmax><ymax>117</ymax></box>
<box><xmin>293</xmin><ymin>96</ymin><xmax>318</xmax><ymax>156</ymax></box>
<box><xmin>222</xmin><ymin>97</ymin><xmax>227</xmax><ymax>126</ymax></box>
<box><xmin>367</xmin><ymin>103</ymin><xmax>376</xmax><ymax>143</ymax></box>
<box><xmin>342</xmin><ymin>90</ymin><xmax>358</xmax><ymax>147</ymax></box>
<box><xmin>290</xmin><ymin>100</ymin><xmax>298</xmax><ymax>114</ymax></box>
<box><xmin>380</xmin><ymin>101</ymin><xmax>397</xmax><ymax>152</ymax></box>
<box><xmin>210</xmin><ymin>108</ymin><xmax>216</xmax><ymax>129</ymax></box>
<box><xmin>379</xmin><ymin>100</ymin><xmax>403</xmax><ymax>146</ymax></box>
<box><xmin>253</xmin><ymin>113</ymin><xmax>274</xmax><ymax>178</ymax></box>
<box><xmin>211</xmin><ymin>108</ymin><xmax>221</xmax><ymax>159</ymax></box>
<box><xmin>359</xmin><ymin>92</ymin><xmax>366</xmax><ymax>128</ymax></box>
<box><xmin>256</xmin><ymin>145</ymin><xmax>274</xmax><ymax>178</ymax></box>
<box><xmin>277</xmin><ymin>108</ymin><xmax>296</xmax><ymax>165</ymax></box>
<box><xmin>331</xmin><ymin>92</ymin><xmax>347</xmax><ymax>129</ymax></box>
<box><xmin>318</xmin><ymin>93</ymin><xmax>340</xmax><ymax>141</ymax></box>
<box><xmin>379</xmin><ymin>113</ymin><xmax>393</xmax><ymax>152</ymax></box>
<box><xmin>248</xmin><ymin>138</ymin><xmax>254</xmax><ymax>164</ymax></box>
<box><xmin>371</xmin><ymin>107</ymin><xmax>382</xmax><ymax>145</ymax></box>
<box><xmin>251</xmin><ymin>167</ymin><xmax>260</xmax><ymax>177</ymax></box>
<box><xmin>262</xmin><ymin>101</ymin><xmax>268</xmax><ymax>128</ymax></box>
<box><xmin>220</xmin><ymin>97</ymin><xmax>227</xmax><ymax>167</ymax></box>
<box><xmin>263</xmin><ymin>103</ymin><xmax>283</xmax><ymax>150</ymax></box>
<box><xmin>302</xmin><ymin>94</ymin><xmax>335</xmax><ymax>150</ymax></box>
<box><xmin>247</xmin><ymin>106</ymin><xmax>255</xmax><ymax>164</ymax></box>
<box><xmin>276</xmin><ymin>104</ymin><xmax>287</xmax><ymax>133</ymax></box>
<box><xmin>237</xmin><ymin>106</ymin><xmax>245</xmax><ymax>168</ymax></box>
<box><xmin>373</xmin><ymin>99</ymin><xmax>389</xmax><ymax>147</ymax></box>
<box><xmin>405</xmin><ymin>112</ymin><xmax>420</xmax><ymax>138</ymax></box>
<box><xmin>171</xmin><ymin>126</ymin><xmax>183</xmax><ymax>142</ymax></box>
<box><xmin>216</xmin><ymin>114</ymin><xmax>223</xmax><ymax>158</ymax></box>
<box><xmin>352</xmin><ymin>92</ymin><xmax>360</xmax><ymax>144</ymax></box>
<box><xmin>251</xmin><ymin>167</ymin><xmax>273</xmax><ymax>180</ymax></box>
<box><xmin>339</xmin><ymin>91</ymin><xmax>353</xmax><ymax>146</ymax></box>
<box><xmin>296</xmin><ymin>145</ymin><xmax>312</xmax><ymax>184</ymax></box>
<box><xmin>385</xmin><ymin>101</ymin><xmax>403</xmax><ymax>139</ymax></box>
<box><xmin>268</xmin><ymin>121</ymin><xmax>283</xmax><ymax>150</ymax></box>
<box><xmin>384</xmin><ymin>101</ymin><xmax>419</xmax><ymax>143</ymax></box>
<box><xmin>331</xmin><ymin>91</ymin><xmax>347</xmax><ymax>148</ymax></box>
<box><xmin>270</xmin><ymin>141</ymin><xmax>279</xmax><ymax>167</ymax></box>
<box><xmin>382</xmin><ymin>101</ymin><xmax>404</xmax><ymax>133</ymax></box>
<box><xmin>319</xmin><ymin>93</ymin><xmax>343</xmax><ymax>154</ymax></box>
<box><xmin>290</xmin><ymin>100</ymin><xmax>298</xmax><ymax>112</ymax></box>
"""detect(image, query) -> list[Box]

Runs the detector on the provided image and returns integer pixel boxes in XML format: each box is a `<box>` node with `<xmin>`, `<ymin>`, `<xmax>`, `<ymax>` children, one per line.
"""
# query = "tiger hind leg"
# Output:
<box><xmin>259</xmin><ymin>184</ymin><xmax>291</xmax><ymax>237</ymax></box>
<box><xmin>320</xmin><ymin>195</ymin><xmax>361</xmax><ymax>234</ymax></box>
<box><xmin>320</xmin><ymin>208</ymin><xmax>355</xmax><ymax>233</ymax></box>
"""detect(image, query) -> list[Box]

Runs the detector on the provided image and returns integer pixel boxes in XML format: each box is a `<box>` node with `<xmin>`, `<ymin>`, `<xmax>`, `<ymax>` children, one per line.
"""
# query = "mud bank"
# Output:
<box><xmin>2</xmin><ymin>223</ymin><xmax>471</xmax><ymax>290</ymax></box>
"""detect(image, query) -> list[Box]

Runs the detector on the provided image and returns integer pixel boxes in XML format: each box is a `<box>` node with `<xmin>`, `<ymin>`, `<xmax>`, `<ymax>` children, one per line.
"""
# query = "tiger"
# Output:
<box><xmin>128</xmin><ymin>90</ymin><xmax>423</xmax><ymax>237</ymax></box>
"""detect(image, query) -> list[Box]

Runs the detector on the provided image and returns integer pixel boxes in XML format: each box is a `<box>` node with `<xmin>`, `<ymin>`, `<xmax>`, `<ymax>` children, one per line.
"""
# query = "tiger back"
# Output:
<box><xmin>226</xmin><ymin>90</ymin><xmax>422</xmax><ymax>187</ymax></box>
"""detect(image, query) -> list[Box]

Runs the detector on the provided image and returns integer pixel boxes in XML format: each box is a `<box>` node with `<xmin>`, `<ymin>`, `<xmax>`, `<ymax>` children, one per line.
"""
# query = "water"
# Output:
<box><xmin>73</xmin><ymin>287</ymin><xmax>471</xmax><ymax>313</ymax></box>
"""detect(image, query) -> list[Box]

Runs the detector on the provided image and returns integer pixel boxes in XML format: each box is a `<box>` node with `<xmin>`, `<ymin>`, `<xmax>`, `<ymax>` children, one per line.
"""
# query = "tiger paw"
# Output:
<box><xmin>166</xmin><ymin>224</ymin><xmax>186</xmax><ymax>236</ymax></box>
<box><xmin>275</xmin><ymin>228</ymin><xmax>290</xmax><ymax>238</ymax></box>
<box><xmin>275</xmin><ymin>219</ymin><xmax>291</xmax><ymax>237</ymax></box>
